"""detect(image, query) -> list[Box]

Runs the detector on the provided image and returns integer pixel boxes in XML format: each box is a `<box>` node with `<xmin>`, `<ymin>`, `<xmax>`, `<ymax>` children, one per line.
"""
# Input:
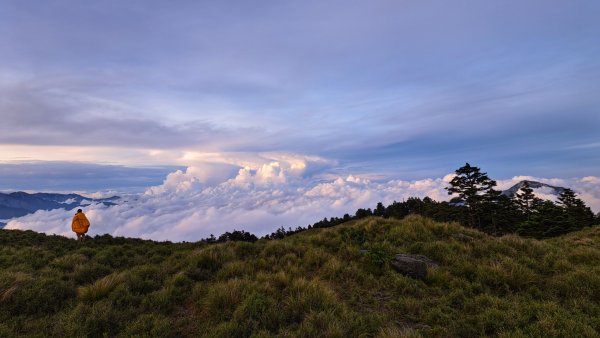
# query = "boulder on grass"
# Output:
<box><xmin>390</xmin><ymin>254</ymin><xmax>438</xmax><ymax>280</ymax></box>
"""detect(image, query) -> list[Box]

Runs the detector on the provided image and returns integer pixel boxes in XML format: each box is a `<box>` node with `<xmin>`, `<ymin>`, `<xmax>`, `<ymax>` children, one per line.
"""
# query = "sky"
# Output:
<box><xmin>1</xmin><ymin>1</ymin><xmax>599</xmax><ymax>240</ymax></box>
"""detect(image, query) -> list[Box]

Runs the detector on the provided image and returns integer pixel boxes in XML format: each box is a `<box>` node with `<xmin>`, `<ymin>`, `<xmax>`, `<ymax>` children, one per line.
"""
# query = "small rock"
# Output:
<box><xmin>390</xmin><ymin>254</ymin><xmax>438</xmax><ymax>280</ymax></box>
<box><xmin>359</xmin><ymin>249</ymin><xmax>369</xmax><ymax>255</ymax></box>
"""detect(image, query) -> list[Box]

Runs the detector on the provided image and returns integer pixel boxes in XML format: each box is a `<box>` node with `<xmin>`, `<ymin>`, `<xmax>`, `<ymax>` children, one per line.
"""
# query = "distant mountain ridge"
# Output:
<box><xmin>0</xmin><ymin>180</ymin><xmax>571</xmax><ymax>229</ymax></box>
<box><xmin>0</xmin><ymin>192</ymin><xmax>119</xmax><ymax>225</ymax></box>
<box><xmin>502</xmin><ymin>180</ymin><xmax>566</xmax><ymax>197</ymax></box>
<box><xmin>445</xmin><ymin>180</ymin><xmax>567</xmax><ymax>207</ymax></box>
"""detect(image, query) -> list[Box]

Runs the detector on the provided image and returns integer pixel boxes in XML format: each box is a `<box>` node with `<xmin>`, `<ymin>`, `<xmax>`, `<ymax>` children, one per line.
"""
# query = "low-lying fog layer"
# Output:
<box><xmin>6</xmin><ymin>155</ymin><xmax>600</xmax><ymax>241</ymax></box>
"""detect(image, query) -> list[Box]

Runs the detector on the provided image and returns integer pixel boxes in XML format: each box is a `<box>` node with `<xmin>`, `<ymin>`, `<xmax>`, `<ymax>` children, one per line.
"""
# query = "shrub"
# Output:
<box><xmin>108</xmin><ymin>283</ymin><xmax>142</xmax><ymax>310</ymax></box>
<box><xmin>341</xmin><ymin>227</ymin><xmax>368</xmax><ymax>245</ymax></box>
<box><xmin>2</xmin><ymin>276</ymin><xmax>74</xmax><ymax>315</ymax></box>
<box><xmin>66</xmin><ymin>301</ymin><xmax>120</xmax><ymax>337</ymax></box>
<box><xmin>364</xmin><ymin>245</ymin><xmax>391</xmax><ymax>274</ymax></box>
<box><xmin>127</xmin><ymin>266</ymin><xmax>163</xmax><ymax>295</ymax></box>
<box><xmin>187</xmin><ymin>249</ymin><xmax>223</xmax><ymax>281</ymax></box>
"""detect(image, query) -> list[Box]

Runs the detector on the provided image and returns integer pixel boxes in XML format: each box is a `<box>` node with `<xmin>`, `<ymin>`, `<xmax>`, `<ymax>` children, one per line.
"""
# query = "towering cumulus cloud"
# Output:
<box><xmin>6</xmin><ymin>153</ymin><xmax>600</xmax><ymax>241</ymax></box>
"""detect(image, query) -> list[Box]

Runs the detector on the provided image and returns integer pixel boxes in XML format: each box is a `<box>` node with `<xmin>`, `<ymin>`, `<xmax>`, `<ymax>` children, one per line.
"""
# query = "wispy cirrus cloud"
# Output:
<box><xmin>0</xmin><ymin>161</ymin><xmax>184</xmax><ymax>192</ymax></box>
<box><xmin>1</xmin><ymin>0</ymin><xmax>599</xmax><ymax>180</ymax></box>
<box><xmin>0</xmin><ymin>76</ymin><xmax>267</xmax><ymax>151</ymax></box>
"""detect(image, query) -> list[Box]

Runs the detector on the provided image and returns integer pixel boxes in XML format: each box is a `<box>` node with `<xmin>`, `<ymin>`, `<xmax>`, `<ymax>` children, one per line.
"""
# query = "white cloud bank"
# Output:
<box><xmin>6</xmin><ymin>154</ymin><xmax>600</xmax><ymax>241</ymax></box>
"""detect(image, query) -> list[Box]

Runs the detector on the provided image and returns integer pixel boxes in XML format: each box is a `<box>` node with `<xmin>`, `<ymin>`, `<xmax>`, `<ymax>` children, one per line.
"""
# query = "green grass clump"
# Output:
<box><xmin>78</xmin><ymin>272</ymin><xmax>127</xmax><ymax>302</ymax></box>
<box><xmin>0</xmin><ymin>215</ymin><xmax>599</xmax><ymax>337</ymax></box>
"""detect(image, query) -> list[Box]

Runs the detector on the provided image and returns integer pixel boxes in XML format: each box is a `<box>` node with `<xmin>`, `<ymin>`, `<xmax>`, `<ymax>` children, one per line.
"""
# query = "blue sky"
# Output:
<box><xmin>1</xmin><ymin>0</ymin><xmax>599</xmax><ymax>191</ymax></box>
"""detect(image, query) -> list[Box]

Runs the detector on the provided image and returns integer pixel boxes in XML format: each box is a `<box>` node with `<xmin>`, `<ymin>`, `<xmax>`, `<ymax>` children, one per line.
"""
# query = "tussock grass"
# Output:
<box><xmin>1</xmin><ymin>216</ymin><xmax>599</xmax><ymax>337</ymax></box>
<box><xmin>0</xmin><ymin>272</ymin><xmax>29</xmax><ymax>302</ymax></box>
<box><xmin>78</xmin><ymin>272</ymin><xmax>127</xmax><ymax>302</ymax></box>
<box><xmin>376</xmin><ymin>326</ymin><xmax>422</xmax><ymax>338</ymax></box>
<box><xmin>201</xmin><ymin>278</ymin><xmax>252</xmax><ymax>321</ymax></box>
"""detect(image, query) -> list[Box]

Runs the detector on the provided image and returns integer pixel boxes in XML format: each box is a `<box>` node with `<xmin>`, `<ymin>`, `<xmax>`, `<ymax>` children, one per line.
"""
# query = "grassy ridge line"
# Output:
<box><xmin>0</xmin><ymin>216</ymin><xmax>599</xmax><ymax>337</ymax></box>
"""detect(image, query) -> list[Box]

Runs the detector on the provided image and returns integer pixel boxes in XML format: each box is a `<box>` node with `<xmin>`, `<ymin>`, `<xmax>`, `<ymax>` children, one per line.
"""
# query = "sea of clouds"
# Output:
<box><xmin>6</xmin><ymin>153</ymin><xmax>600</xmax><ymax>242</ymax></box>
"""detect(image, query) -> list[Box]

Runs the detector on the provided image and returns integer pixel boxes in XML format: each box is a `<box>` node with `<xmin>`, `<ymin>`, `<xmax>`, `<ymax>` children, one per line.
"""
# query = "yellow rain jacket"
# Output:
<box><xmin>71</xmin><ymin>212</ymin><xmax>90</xmax><ymax>234</ymax></box>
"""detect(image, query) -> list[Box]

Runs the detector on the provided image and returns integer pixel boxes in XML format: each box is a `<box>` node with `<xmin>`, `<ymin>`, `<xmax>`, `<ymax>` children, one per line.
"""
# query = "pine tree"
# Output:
<box><xmin>556</xmin><ymin>189</ymin><xmax>595</xmax><ymax>232</ymax></box>
<box><xmin>518</xmin><ymin>200</ymin><xmax>563</xmax><ymax>238</ymax></box>
<box><xmin>481</xmin><ymin>187</ymin><xmax>503</xmax><ymax>234</ymax></box>
<box><xmin>374</xmin><ymin>202</ymin><xmax>386</xmax><ymax>217</ymax></box>
<box><xmin>446</xmin><ymin>163</ymin><xmax>497</xmax><ymax>228</ymax></box>
<box><xmin>514</xmin><ymin>181</ymin><xmax>540</xmax><ymax>220</ymax></box>
<box><xmin>556</xmin><ymin>188</ymin><xmax>579</xmax><ymax>208</ymax></box>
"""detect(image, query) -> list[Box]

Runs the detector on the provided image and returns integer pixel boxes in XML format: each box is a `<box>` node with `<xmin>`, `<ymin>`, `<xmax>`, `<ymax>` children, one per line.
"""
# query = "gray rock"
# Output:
<box><xmin>390</xmin><ymin>254</ymin><xmax>438</xmax><ymax>280</ymax></box>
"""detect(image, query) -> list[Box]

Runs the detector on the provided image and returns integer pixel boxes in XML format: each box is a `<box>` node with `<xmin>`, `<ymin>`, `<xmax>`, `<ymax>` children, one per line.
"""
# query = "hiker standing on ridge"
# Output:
<box><xmin>71</xmin><ymin>209</ymin><xmax>90</xmax><ymax>242</ymax></box>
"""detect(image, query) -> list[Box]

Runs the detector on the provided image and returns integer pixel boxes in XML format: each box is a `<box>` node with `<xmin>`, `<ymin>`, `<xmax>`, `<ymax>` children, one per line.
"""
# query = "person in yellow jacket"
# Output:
<box><xmin>71</xmin><ymin>209</ymin><xmax>90</xmax><ymax>242</ymax></box>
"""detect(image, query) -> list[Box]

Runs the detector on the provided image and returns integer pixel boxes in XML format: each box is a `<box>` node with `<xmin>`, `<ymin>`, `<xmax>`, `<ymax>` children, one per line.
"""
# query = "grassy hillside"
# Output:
<box><xmin>1</xmin><ymin>216</ymin><xmax>599</xmax><ymax>337</ymax></box>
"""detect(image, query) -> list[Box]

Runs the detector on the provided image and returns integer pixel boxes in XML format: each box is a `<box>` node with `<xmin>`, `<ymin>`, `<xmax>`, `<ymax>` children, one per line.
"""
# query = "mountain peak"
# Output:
<box><xmin>502</xmin><ymin>180</ymin><xmax>566</xmax><ymax>197</ymax></box>
<box><xmin>0</xmin><ymin>191</ymin><xmax>120</xmax><ymax>220</ymax></box>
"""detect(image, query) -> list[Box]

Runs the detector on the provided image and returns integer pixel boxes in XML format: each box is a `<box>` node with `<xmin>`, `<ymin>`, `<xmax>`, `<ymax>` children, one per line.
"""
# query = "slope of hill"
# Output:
<box><xmin>0</xmin><ymin>192</ymin><xmax>119</xmax><ymax>219</ymax></box>
<box><xmin>1</xmin><ymin>216</ymin><xmax>599</xmax><ymax>337</ymax></box>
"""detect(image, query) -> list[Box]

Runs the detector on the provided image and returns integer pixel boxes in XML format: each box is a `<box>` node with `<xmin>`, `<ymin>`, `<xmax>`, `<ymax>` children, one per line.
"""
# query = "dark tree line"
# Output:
<box><xmin>201</xmin><ymin>163</ymin><xmax>599</xmax><ymax>242</ymax></box>
<box><xmin>441</xmin><ymin>163</ymin><xmax>597</xmax><ymax>238</ymax></box>
<box><xmin>204</xmin><ymin>230</ymin><xmax>258</xmax><ymax>243</ymax></box>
